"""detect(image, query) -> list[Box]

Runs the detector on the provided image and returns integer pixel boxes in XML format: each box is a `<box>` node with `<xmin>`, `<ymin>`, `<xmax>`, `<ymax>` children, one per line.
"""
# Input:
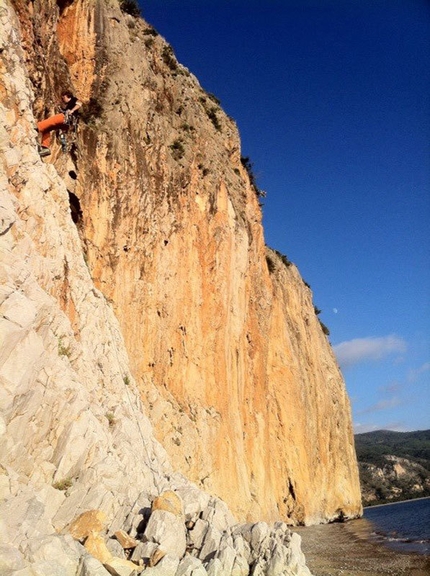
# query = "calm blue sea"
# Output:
<box><xmin>363</xmin><ymin>497</ymin><xmax>430</xmax><ymax>555</ymax></box>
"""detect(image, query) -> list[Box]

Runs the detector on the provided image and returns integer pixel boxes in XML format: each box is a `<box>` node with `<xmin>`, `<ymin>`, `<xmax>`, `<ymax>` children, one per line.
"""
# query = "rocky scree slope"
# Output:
<box><xmin>20</xmin><ymin>0</ymin><xmax>362</xmax><ymax>525</ymax></box>
<box><xmin>1</xmin><ymin>0</ymin><xmax>361</xmax><ymax>565</ymax></box>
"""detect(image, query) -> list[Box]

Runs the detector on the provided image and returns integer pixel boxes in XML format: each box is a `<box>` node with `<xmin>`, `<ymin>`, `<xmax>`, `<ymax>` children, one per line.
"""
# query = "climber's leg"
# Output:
<box><xmin>37</xmin><ymin>113</ymin><xmax>66</xmax><ymax>148</ymax></box>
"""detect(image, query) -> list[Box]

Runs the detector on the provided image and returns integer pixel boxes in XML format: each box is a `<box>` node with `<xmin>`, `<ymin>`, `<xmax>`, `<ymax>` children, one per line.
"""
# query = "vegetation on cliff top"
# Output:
<box><xmin>119</xmin><ymin>0</ymin><xmax>141</xmax><ymax>17</ymax></box>
<box><xmin>355</xmin><ymin>430</ymin><xmax>430</xmax><ymax>506</ymax></box>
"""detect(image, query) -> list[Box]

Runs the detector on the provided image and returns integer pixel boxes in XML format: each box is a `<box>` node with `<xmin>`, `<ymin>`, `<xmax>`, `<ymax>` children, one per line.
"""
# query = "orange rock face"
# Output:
<box><xmin>19</xmin><ymin>0</ymin><xmax>362</xmax><ymax>524</ymax></box>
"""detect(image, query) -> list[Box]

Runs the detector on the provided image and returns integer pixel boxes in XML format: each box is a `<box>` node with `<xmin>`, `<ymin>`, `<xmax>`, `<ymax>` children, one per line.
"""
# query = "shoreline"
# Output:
<box><xmin>363</xmin><ymin>495</ymin><xmax>430</xmax><ymax>510</ymax></box>
<box><xmin>294</xmin><ymin>520</ymin><xmax>430</xmax><ymax>576</ymax></box>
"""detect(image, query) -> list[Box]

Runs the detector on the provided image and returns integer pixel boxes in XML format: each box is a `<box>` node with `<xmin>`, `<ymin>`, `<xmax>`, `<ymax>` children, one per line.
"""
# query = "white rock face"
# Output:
<box><xmin>0</xmin><ymin>0</ymin><xmax>175</xmax><ymax>570</ymax></box>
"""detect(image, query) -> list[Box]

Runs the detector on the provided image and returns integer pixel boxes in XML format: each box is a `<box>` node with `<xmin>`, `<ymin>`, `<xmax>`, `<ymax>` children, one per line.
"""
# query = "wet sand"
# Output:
<box><xmin>294</xmin><ymin>520</ymin><xmax>430</xmax><ymax>576</ymax></box>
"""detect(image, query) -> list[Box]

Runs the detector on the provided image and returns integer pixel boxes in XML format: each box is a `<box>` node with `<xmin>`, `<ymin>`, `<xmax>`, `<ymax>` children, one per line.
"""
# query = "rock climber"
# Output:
<box><xmin>37</xmin><ymin>90</ymin><xmax>82</xmax><ymax>157</ymax></box>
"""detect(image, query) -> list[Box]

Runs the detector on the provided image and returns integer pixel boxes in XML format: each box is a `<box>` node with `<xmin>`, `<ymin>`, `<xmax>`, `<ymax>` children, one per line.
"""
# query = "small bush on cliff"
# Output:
<box><xmin>169</xmin><ymin>138</ymin><xmax>185</xmax><ymax>160</ymax></box>
<box><xmin>319</xmin><ymin>320</ymin><xmax>330</xmax><ymax>336</ymax></box>
<box><xmin>80</xmin><ymin>97</ymin><xmax>104</xmax><ymax>125</ymax></box>
<box><xmin>162</xmin><ymin>45</ymin><xmax>178</xmax><ymax>72</ymax></box>
<box><xmin>181</xmin><ymin>122</ymin><xmax>195</xmax><ymax>133</ymax></box>
<box><xmin>206</xmin><ymin>107</ymin><xmax>221</xmax><ymax>131</ymax></box>
<box><xmin>105</xmin><ymin>412</ymin><xmax>116</xmax><ymax>427</ymax></box>
<box><xmin>119</xmin><ymin>0</ymin><xmax>141</xmax><ymax>17</ymax></box>
<box><xmin>143</xmin><ymin>28</ymin><xmax>161</xmax><ymax>48</ymax></box>
<box><xmin>58</xmin><ymin>338</ymin><xmax>71</xmax><ymax>358</ymax></box>
<box><xmin>266</xmin><ymin>249</ymin><xmax>292</xmax><ymax>274</ymax></box>
<box><xmin>312</xmin><ymin>305</ymin><xmax>330</xmax><ymax>335</ymax></box>
<box><xmin>266</xmin><ymin>255</ymin><xmax>276</xmax><ymax>273</ymax></box>
<box><xmin>240</xmin><ymin>156</ymin><xmax>266</xmax><ymax>198</ymax></box>
<box><xmin>207</xmin><ymin>92</ymin><xmax>221</xmax><ymax>106</ymax></box>
<box><xmin>199</xmin><ymin>96</ymin><xmax>222</xmax><ymax>132</ymax></box>
<box><xmin>273</xmin><ymin>249</ymin><xmax>291</xmax><ymax>268</ymax></box>
<box><xmin>145</xmin><ymin>37</ymin><xmax>155</xmax><ymax>49</ymax></box>
<box><xmin>145</xmin><ymin>26</ymin><xmax>158</xmax><ymax>36</ymax></box>
<box><xmin>53</xmin><ymin>478</ymin><xmax>73</xmax><ymax>491</ymax></box>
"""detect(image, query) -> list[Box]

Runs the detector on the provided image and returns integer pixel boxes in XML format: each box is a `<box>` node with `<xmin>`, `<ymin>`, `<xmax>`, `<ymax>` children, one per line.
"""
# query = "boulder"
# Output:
<box><xmin>212</xmin><ymin>545</ymin><xmax>236</xmax><ymax>575</ymax></box>
<box><xmin>78</xmin><ymin>554</ymin><xmax>112</xmax><ymax>576</ymax></box>
<box><xmin>201</xmin><ymin>499</ymin><xmax>234</xmax><ymax>533</ymax></box>
<box><xmin>205</xmin><ymin>558</ymin><xmax>223</xmax><ymax>576</ymax></box>
<box><xmin>23</xmin><ymin>534</ymin><xmax>82</xmax><ymax>576</ymax></box>
<box><xmin>103</xmin><ymin>557</ymin><xmax>139</xmax><ymax>576</ymax></box>
<box><xmin>175</xmin><ymin>485</ymin><xmax>211</xmax><ymax>523</ymax></box>
<box><xmin>114</xmin><ymin>530</ymin><xmax>139</xmax><ymax>550</ymax></box>
<box><xmin>119</xmin><ymin>493</ymin><xmax>152</xmax><ymax>537</ymax></box>
<box><xmin>84</xmin><ymin>532</ymin><xmax>112</xmax><ymax>564</ymax></box>
<box><xmin>130</xmin><ymin>541</ymin><xmax>158</xmax><ymax>564</ymax></box>
<box><xmin>106</xmin><ymin>539</ymin><xmax>126</xmax><ymax>559</ymax></box>
<box><xmin>187</xmin><ymin>518</ymin><xmax>209</xmax><ymax>551</ymax></box>
<box><xmin>286</xmin><ymin>532</ymin><xmax>312</xmax><ymax>576</ymax></box>
<box><xmin>143</xmin><ymin>509</ymin><xmax>186</xmax><ymax>559</ymax></box>
<box><xmin>231</xmin><ymin>554</ymin><xmax>249</xmax><ymax>576</ymax></box>
<box><xmin>139</xmin><ymin>553</ymin><xmax>179</xmax><ymax>575</ymax></box>
<box><xmin>68</xmin><ymin>510</ymin><xmax>108</xmax><ymax>542</ymax></box>
<box><xmin>199</xmin><ymin>526</ymin><xmax>222</xmax><ymax>563</ymax></box>
<box><xmin>176</xmin><ymin>555</ymin><xmax>208</xmax><ymax>576</ymax></box>
<box><xmin>152</xmin><ymin>491</ymin><xmax>184</xmax><ymax>517</ymax></box>
<box><xmin>150</xmin><ymin>547</ymin><xmax>166</xmax><ymax>567</ymax></box>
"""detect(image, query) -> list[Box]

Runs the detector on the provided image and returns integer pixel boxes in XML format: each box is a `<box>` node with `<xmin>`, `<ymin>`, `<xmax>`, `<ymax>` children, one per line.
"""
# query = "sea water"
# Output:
<box><xmin>363</xmin><ymin>497</ymin><xmax>430</xmax><ymax>555</ymax></box>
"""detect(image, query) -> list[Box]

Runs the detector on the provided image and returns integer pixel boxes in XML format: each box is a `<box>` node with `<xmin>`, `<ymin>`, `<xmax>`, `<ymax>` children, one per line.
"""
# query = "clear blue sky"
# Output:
<box><xmin>138</xmin><ymin>0</ymin><xmax>430</xmax><ymax>433</ymax></box>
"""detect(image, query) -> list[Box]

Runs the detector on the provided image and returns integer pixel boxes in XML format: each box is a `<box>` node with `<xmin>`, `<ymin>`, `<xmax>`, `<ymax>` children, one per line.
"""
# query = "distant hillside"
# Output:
<box><xmin>355</xmin><ymin>430</ymin><xmax>430</xmax><ymax>506</ymax></box>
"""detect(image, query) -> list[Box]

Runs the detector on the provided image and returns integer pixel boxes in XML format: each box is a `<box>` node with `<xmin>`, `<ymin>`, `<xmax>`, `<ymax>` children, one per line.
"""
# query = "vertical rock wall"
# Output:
<box><xmin>6</xmin><ymin>0</ymin><xmax>362</xmax><ymax>526</ymax></box>
<box><xmin>1</xmin><ymin>0</ymin><xmax>174</xmax><ymax>539</ymax></box>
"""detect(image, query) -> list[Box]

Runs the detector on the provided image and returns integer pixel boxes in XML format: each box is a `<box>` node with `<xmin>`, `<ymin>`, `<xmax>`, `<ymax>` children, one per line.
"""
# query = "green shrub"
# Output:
<box><xmin>162</xmin><ymin>45</ymin><xmax>178</xmax><ymax>71</ymax></box>
<box><xmin>273</xmin><ymin>249</ymin><xmax>291</xmax><ymax>268</ymax></box>
<box><xmin>266</xmin><ymin>255</ymin><xmax>276</xmax><ymax>274</ymax></box>
<box><xmin>197</xmin><ymin>164</ymin><xmax>210</xmax><ymax>177</ymax></box>
<box><xmin>319</xmin><ymin>320</ymin><xmax>330</xmax><ymax>336</ymax></box>
<box><xmin>266</xmin><ymin>248</ymin><xmax>292</xmax><ymax>273</ymax></box>
<box><xmin>207</xmin><ymin>92</ymin><xmax>221</xmax><ymax>106</ymax></box>
<box><xmin>144</xmin><ymin>25</ymin><xmax>158</xmax><ymax>37</ymax></box>
<box><xmin>169</xmin><ymin>138</ymin><xmax>185</xmax><ymax>160</ymax></box>
<box><xmin>80</xmin><ymin>97</ymin><xmax>103</xmax><ymax>125</ymax></box>
<box><xmin>58</xmin><ymin>338</ymin><xmax>71</xmax><ymax>358</ymax></box>
<box><xmin>145</xmin><ymin>37</ymin><xmax>154</xmax><ymax>49</ymax></box>
<box><xmin>53</xmin><ymin>478</ymin><xmax>73</xmax><ymax>491</ymax></box>
<box><xmin>119</xmin><ymin>0</ymin><xmax>140</xmax><ymax>17</ymax></box>
<box><xmin>206</xmin><ymin>107</ymin><xmax>221</xmax><ymax>131</ymax></box>
<box><xmin>181</xmin><ymin>122</ymin><xmax>195</xmax><ymax>133</ymax></box>
<box><xmin>105</xmin><ymin>412</ymin><xmax>116</xmax><ymax>427</ymax></box>
<box><xmin>240</xmin><ymin>156</ymin><xmax>265</xmax><ymax>198</ymax></box>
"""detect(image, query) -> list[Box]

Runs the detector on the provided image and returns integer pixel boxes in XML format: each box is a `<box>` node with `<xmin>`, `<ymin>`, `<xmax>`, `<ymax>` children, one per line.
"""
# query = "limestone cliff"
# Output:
<box><xmin>3</xmin><ymin>0</ymin><xmax>361</xmax><ymax>543</ymax></box>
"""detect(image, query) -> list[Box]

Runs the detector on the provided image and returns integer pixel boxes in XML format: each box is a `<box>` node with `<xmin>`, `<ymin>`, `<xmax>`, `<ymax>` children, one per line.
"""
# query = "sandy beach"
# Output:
<box><xmin>294</xmin><ymin>520</ymin><xmax>430</xmax><ymax>576</ymax></box>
